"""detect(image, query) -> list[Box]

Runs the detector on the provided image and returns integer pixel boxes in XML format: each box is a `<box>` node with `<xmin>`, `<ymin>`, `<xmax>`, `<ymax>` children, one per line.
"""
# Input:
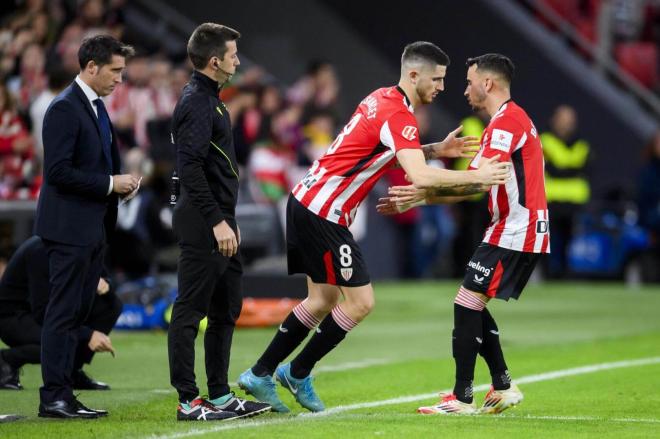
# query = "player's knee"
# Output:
<box><xmin>306</xmin><ymin>294</ymin><xmax>339</xmax><ymax>315</ymax></box>
<box><xmin>454</xmin><ymin>286</ymin><xmax>488</xmax><ymax>311</ymax></box>
<box><xmin>352</xmin><ymin>295</ymin><xmax>375</xmax><ymax>319</ymax></box>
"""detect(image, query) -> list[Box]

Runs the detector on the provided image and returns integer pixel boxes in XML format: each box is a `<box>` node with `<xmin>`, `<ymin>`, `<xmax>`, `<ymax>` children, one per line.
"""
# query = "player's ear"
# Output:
<box><xmin>409</xmin><ymin>69</ymin><xmax>418</xmax><ymax>85</ymax></box>
<box><xmin>484</xmin><ymin>77</ymin><xmax>493</xmax><ymax>93</ymax></box>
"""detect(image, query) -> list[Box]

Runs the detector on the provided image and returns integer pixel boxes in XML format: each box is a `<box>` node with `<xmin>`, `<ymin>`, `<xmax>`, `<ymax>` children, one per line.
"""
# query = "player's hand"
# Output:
<box><xmin>475</xmin><ymin>155</ymin><xmax>510</xmax><ymax>185</ymax></box>
<box><xmin>213</xmin><ymin>220</ymin><xmax>238</xmax><ymax>257</ymax></box>
<box><xmin>88</xmin><ymin>330</ymin><xmax>115</xmax><ymax>355</ymax></box>
<box><xmin>430</xmin><ymin>125</ymin><xmax>480</xmax><ymax>159</ymax></box>
<box><xmin>376</xmin><ymin>185</ymin><xmax>426</xmax><ymax>215</ymax></box>
<box><xmin>112</xmin><ymin>174</ymin><xmax>140</xmax><ymax>195</ymax></box>
<box><xmin>376</xmin><ymin>197</ymin><xmax>402</xmax><ymax>215</ymax></box>
<box><xmin>388</xmin><ymin>185</ymin><xmax>426</xmax><ymax>204</ymax></box>
<box><xmin>97</xmin><ymin>278</ymin><xmax>110</xmax><ymax>295</ymax></box>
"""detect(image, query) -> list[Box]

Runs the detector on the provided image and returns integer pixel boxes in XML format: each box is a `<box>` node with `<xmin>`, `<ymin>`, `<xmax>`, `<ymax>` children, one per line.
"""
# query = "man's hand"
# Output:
<box><xmin>112</xmin><ymin>174</ymin><xmax>140</xmax><ymax>195</ymax></box>
<box><xmin>424</xmin><ymin>125</ymin><xmax>480</xmax><ymax>159</ymax></box>
<box><xmin>474</xmin><ymin>155</ymin><xmax>510</xmax><ymax>185</ymax></box>
<box><xmin>88</xmin><ymin>330</ymin><xmax>115</xmax><ymax>355</ymax></box>
<box><xmin>213</xmin><ymin>220</ymin><xmax>238</xmax><ymax>257</ymax></box>
<box><xmin>97</xmin><ymin>278</ymin><xmax>110</xmax><ymax>295</ymax></box>
<box><xmin>376</xmin><ymin>185</ymin><xmax>426</xmax><ymax>216</ymax></box>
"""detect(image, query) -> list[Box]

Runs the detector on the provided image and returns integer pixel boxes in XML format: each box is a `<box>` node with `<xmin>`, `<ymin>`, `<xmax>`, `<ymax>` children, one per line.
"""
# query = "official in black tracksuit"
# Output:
<box><xmin>167</xmin><ymin>23</ymin><xmax>270</xmax><ymax>421</ymax></box>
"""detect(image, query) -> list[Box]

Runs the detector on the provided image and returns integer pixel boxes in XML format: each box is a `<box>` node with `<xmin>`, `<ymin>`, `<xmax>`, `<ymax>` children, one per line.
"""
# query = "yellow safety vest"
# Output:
<box><xmin>455</xmin><ymin>116</ymin><xmax>486</xmax><ymax>201</ymax></box>
<box><xmin>540</xmin><ymin>132</ymin><xmax>590</xmax><ymax>204</ymax></box>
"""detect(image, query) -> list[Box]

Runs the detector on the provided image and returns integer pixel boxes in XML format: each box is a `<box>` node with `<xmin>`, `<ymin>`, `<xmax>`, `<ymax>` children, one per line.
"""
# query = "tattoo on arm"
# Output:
<box><xmin>427</xmin><ymin>183</ymin><xmax>485</xmax><ymax>197</ymax></box>
<box><xmin>422</xmin><ymin>143</ymin><xmax>436</xmax><ymax>160</ymax></box>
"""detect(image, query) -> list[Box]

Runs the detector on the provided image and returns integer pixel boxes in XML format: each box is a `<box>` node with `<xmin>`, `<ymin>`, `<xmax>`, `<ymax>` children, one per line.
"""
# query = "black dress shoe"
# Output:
<box><xmin>72</xmin><ymin>369</ymin><xmax>110</xmax><ymax>390</ymax></box>
<box><xmin>74</xmin><ymin>397</ymin><xmax>108</xmax><ymax>417</ymax></box>
<box><xmin>0</xmin><ymin>353</ymin><xmax>22</xmax><ymax>390</ymax></box>
<box><xmin>38</xmin><ymin>400</ymin><xmax>98</xmax><ymax>419</ymax></box>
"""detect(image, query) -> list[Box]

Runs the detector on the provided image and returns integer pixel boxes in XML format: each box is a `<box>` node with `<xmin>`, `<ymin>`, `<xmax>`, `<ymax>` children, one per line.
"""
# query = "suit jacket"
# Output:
<box><xmin>34</xmin><ymin>81</ymin><xmax>120</xmax><ymax>246</ymax></box>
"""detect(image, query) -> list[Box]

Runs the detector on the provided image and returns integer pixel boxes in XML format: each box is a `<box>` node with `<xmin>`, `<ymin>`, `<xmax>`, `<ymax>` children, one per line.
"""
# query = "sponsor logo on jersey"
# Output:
<box><xmin>490</xmin><ymin>129</ymin><xmax>513</xmax><ymax>152</ymax></box>
<box><xmin>468</xmin><ymin>260</ymin><xmax>492</xmax><ymax>277</ymax></box>
<box><xmin>401</xmin><ymin>125</ymin><xmax>417</xmax><ymax>141</ymax></box>
<box><xmin>536</xmin><ymin>220</ymin><xmax>549</xmax><ymax>234</ymax></box>
<box><xmin>341</xmin><ymin>268</ymin><xmax>353</xmax><ymax>281</ymax></box>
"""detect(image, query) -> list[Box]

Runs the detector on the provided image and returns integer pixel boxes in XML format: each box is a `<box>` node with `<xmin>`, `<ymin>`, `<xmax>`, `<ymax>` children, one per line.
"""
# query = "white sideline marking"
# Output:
<box><xmin>150</xmin><ymin>356</ymin><xmax>660</xmax><ymax>438</ymax></box>
<box><xmin>316</xmin><ymin>358</ymin><xmax>391</xmax><ymax>373</ymax></box>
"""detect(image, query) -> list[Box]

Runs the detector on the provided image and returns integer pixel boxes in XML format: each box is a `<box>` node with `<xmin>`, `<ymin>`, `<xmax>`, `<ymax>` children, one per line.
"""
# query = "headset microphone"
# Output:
<box><xmin>214</xmin><ymin>60</ymin><xmax>233</xmax><ymax>82</ymax></box>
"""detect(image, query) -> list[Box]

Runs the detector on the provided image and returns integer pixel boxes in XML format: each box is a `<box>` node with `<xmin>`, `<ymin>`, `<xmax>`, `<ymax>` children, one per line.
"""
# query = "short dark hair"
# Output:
<box><xmin>78</xmin><ymin>35</ymin><xmax>134</xmax><ymax>70</ymax></box>
<box><xmin>466</xmin><ymin>53</ymin><xmax>515</xmax><ymax>84</ymax></box>
<box><xmin>401</xmin><ymin>41</ymin><xmax>450</xmax><ymax>67</ymax></box>
<box><xmin>187</xmin><ymin>23</ymin><xmax>241</xmax><ymax>70</ymax></box>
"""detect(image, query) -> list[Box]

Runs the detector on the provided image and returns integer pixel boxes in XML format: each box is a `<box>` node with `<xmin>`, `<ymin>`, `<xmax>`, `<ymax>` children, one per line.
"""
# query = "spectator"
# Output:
<box><xmin>541</xmin><ymin>104</ymin><xmax>591</xmax><ymax>277</ymax></box>
<box><xmin>29</xmin><ymin>64</ymin><xmax>73</xmax><ymax>160</ymax></box>
<box><xmin>637</xmin><ymin>131</ymin><xmax>660</xmax><ymax>282</ymax></box>
<box><xmin>0</xmin><ymin>82</ymin><xmax>34</xmax><ymax>199</ymax></box>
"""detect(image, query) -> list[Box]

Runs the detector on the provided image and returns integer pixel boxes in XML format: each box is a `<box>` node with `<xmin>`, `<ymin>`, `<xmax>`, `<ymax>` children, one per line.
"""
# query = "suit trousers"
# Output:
<box><xmin>39</xmin><ymin>239</ymin><xmax>105</xmax><ymax>403</ymax></box>
<box><xmin>168</xmin><ymin>247</ymin><xmax>243</xmax><ymax>402</ymax></box>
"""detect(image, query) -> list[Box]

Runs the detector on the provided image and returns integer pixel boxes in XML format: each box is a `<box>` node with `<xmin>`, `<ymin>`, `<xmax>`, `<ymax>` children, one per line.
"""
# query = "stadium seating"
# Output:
<box><xmin>615</xmin><ymin>42</ymin><xmax>659</xmax><ymax>89</ymax></box>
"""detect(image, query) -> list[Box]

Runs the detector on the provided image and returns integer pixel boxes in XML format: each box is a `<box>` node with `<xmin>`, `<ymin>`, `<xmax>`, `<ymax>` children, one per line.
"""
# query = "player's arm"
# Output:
<box><xmin>386</xmin><ymin>111</ymin><xmax>508</xmax><ymax>189</ymax></box>
<box><xmin>376</xmin><ymin>184</ymin><xmax>479</xmax><ymax>216</ymax></box>
<box><xmin>396</xmin><ymin>148</ymin><xmax>507</xmax><ymax>189</ymax></box>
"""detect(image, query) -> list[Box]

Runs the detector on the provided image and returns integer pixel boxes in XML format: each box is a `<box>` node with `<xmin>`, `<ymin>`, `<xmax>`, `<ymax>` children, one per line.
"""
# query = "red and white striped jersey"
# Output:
<box><xmin>469</xmin><ymin>101</ymin><xmax>550</xmax><ymax>253</ymax></box>
<box><xmin>292</xmin><ymin>86</ymin><xmax>421</xmax><ymax>226</ymax></box>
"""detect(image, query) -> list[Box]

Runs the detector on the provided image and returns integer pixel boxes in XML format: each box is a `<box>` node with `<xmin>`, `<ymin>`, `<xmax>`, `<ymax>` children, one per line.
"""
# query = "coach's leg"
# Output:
<box><xmin>289</xmin><ymin>283</ymin><xmax>373</xmax><ymax>379</ymax></box>
<box><xmin>452</xmin><ymin>286</ymin><xmax>488</xmax><ymax>403</ymax></box>
<box><xmin>40</xmin><ymin>241</ymin><xmax>94</xmax><ymax>404</ymax></box>
<box><xmin>251</xmin><ymin>278</ymin><xmax>340</xmax><ymax>377</ymax></box>
<box><xmin>479</xmin><ymin>308</ymin><xmax>511</xmax><ymax>390</ymax></box>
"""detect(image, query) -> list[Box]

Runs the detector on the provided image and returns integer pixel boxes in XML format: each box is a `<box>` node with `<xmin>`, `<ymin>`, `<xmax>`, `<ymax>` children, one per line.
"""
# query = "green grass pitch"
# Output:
<box><xmin>1</xmin><ymin>281</ymin><xmax>659</xmax><ymax>438</ymax></box>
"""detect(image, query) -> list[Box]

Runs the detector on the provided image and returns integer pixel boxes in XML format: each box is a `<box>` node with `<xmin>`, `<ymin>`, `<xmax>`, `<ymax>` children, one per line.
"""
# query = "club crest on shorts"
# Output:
<box><xmin>340</xmin><ymin>267</ymin><xmax>353</xmax><ymax>281</ymax></box>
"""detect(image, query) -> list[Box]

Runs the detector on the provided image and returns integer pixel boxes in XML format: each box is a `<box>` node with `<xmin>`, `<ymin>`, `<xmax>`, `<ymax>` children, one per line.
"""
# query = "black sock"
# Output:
<box><xmin>452</xmin><ymin>303</ymin><xmax>483</xmax><ymax>403</ymax></box>
<box><xmin>252</xmin><ymin>310</ymin><xmax>312</xmax><ymax>377</ymax></box>
<box><xmin>290</xmin><ymin>313</ymin><xmax>349</xmax><ymax>379</ymax></box>
<box><xmin>480</xmin><ymin>308</ymin><xmax>510</xmax><ymax>390</ymax></box>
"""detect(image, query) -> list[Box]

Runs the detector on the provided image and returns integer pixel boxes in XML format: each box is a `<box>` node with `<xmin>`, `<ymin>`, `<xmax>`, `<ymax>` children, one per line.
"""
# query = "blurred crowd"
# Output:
<box><xmin>0</xmin><ymin>0</ymin><xmax>346</xmax><ymax>280</ymax></box>
<box><xmin>0</xmin><ymin>0</ymin><xmax>658</xmax><ymax>283</ymax></box>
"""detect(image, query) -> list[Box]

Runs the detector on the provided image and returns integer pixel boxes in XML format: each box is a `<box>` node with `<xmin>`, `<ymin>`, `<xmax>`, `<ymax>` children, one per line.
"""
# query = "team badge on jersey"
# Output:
<box><xmin>341</xmin><ymin>268</ymin><xmax>353</xmax><ymax>281</ymax></box>
<box><xmin>401</xmin><ymin>126</ymin><xmax>417</xmax><ymax>141</ymax></box>
<box><xmin>490</xmin><ymin>129</ymin><xmax>513</xmax><ymax>152</ymax></box>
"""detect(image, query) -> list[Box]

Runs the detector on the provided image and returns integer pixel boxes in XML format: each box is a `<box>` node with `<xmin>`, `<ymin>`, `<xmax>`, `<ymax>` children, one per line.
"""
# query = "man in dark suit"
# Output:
<box><xmin>0</xmin><ymin>236</ymin><xmax>122</xmax><ymax>391</ymax></box>
<box><xmin>34</xmin><ymin>35</ymin><xmax>138</xmax><ymax>419</ymax></box>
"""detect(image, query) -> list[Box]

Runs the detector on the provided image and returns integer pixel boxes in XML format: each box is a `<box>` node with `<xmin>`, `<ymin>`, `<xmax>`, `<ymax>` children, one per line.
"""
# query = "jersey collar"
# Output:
<box><xmin>191</xmin><ymin>70</ymin><xmax>220</xmax><ymax>96</ymax></box>
<box><xmin>493</xmin><ymin>99</ymin><xmax>513</xmax><ymax>118</ymax></box>
<box><xmin>395</xmin><ymin>86</ymin><xmax>414</xmax><ymax>112</ymax></box>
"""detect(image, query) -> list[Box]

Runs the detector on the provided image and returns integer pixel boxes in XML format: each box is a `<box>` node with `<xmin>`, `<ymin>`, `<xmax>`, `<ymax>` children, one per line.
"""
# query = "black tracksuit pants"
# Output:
<box><xmin>168</xmin><ymin>205</ymin><xmax>243</xmax><ymax>403</ymax></box>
